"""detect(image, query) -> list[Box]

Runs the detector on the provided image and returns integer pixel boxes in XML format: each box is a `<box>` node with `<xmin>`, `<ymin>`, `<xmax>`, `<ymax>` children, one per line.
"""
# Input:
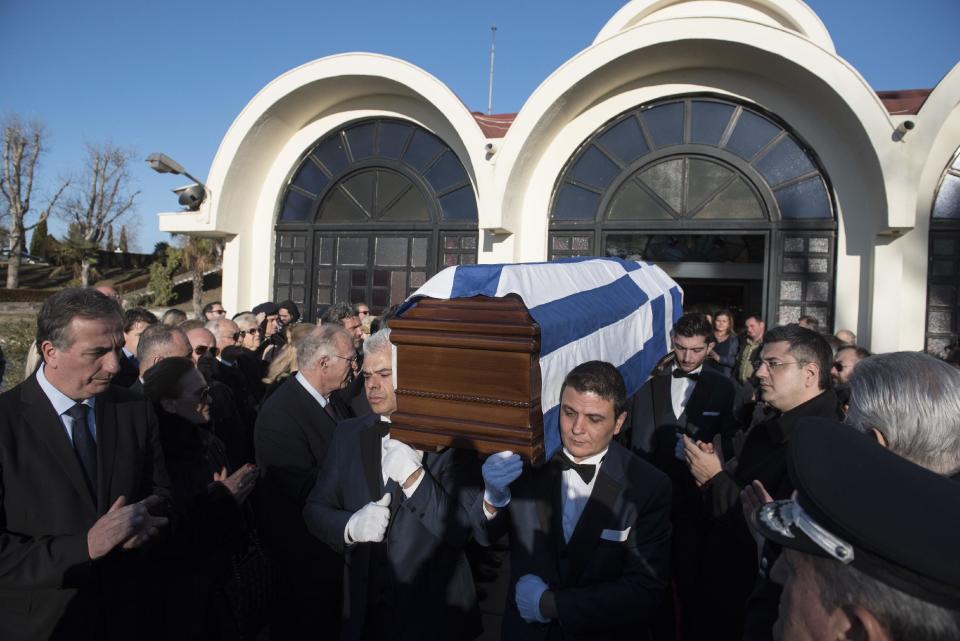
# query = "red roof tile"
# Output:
<box><xmin>470</xmin><ymin>90</ymin><xmax>931</xmax><ymax>139</ymax></box>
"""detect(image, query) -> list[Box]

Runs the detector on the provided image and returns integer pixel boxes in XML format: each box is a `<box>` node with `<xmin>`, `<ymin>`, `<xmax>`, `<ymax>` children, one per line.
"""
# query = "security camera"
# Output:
<box><xmin>484</xmin><ymin>142</ymin><xmax>498</xmax><ymax>158</ymax></box>
<box><xmin>893</xmin><ymin>120</ymin><xmax>915</xmax><ymax>141</ymax></box>
<box><xmin>173</xmin><ymin>183</ymin><xmax>206</xmax><ymax>210</ymax></box>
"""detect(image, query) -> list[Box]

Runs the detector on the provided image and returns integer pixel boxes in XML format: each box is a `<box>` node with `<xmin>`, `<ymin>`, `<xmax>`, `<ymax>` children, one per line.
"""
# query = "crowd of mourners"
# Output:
<box><xmin>0</xmin><ymin>284</ymin><xmax>958</xmax><ymax>641</ymax></box>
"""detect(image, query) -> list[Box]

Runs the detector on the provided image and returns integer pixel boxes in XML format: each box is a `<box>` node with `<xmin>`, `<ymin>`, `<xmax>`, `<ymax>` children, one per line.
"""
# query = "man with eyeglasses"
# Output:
<box><xmin>255</xmin><ymin>324</ymin><xmax>358</xmax><ymax>640</ymax></box>
<box><xmin>202</xmin><ymin>301</ymin><xmax>227</xmax><ymax>321</ymax></box>
<box><xmin>304</xmin><ymin>328</ymin><xmax>485</xmax><ymax>641</ymax></box>
<box><xmin>681</xmin><ymin>323</ymin><xmax>841</xmax><ymax>640</ymax></box>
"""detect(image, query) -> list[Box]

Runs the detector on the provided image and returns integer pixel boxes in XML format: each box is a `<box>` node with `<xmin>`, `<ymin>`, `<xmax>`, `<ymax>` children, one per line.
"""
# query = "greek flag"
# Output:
<box><xmin>398</xmin><ymin>257</ymin><xmax>683</xmax><ymax>455</ymax></box>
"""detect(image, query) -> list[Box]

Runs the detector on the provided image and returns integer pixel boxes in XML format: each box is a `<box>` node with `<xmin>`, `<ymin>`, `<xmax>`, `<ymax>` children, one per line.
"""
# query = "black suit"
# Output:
<box><xmin>699</xmin><ymin>388</ymin><xmax>841</xmax><ymax>640</ymax></box>
<box><xmin>0</xmin><ymin>376</ymin><xmax>171</xmax><ymax>641</ymax></box>
<box><xmin>303</xmin><ymin>414</ymin><xmax>483</xmax><ymax>641</ymax></box>
<box><xmin>488</xmin><ymin>442</ymin><xmax>672</xmax><ymax>641</ymax></box>
<box><xmin>620</xmin><ymin>368</ymin><xmax>739</xmax><ymax>639</ymax></box>
<box><xmin>621</xmin><ymin>368</ymin><xmax>737</xmax><ymax>638</ymax></box>
<box><xmin>254</xmin><ymin>375</ymin><xmax>346</xmax><ymax>640</ymax></box>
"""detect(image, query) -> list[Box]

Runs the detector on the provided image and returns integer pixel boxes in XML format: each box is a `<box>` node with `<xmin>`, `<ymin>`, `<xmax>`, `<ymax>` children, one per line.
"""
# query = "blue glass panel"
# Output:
<box><xmin>313</xmin><ymin>134</ymin><xmax>349</xmax><ymax>175</ymax></box>
<box><xmin>424</xmin><ymin>150</ymin><xmax>468</xmax><ymax>193</ymax></box>
<box><xmin>279</xmin><ymin>190</ymin><xmax>314</xmax><ymax>222</ymax></box>
<box><xmin>403</xmin><ymin>129</ymin><xmax>445</xmax><ymax>171</ymax></box>
<box><xmin>597</xmin><ymin>116</ymin><xmax>649</xmax><ymax>164</ymax></box>
<box><xmin>641</xmin><ymin>102</ymin><xmax>684</xmax><ymax>148</ymax></box>
<box><xmin>438</xmin><ymin>185</ymin><xmax>478</xmax><ymax>221</ymax></box>
<box><xmin>726</xmin><ymin>111</ymin><xmax>781</xmax><ymax>160</ymax></box>
<box><xmin>774</xmin><ymin>177</ymin><xmax>832</xmax><ymax>219</ymax></box>
<box><xmin>553</xmin><ymin>183</ymin><xmax>601</xmax><ymax>220</ymax></box>
<box><xmin>690</xmin><ymin>101</ymin><xmax>735</xmax><ymax>146</ymax></box>
<box><xmin>291</xmin><ymin>159</ymin><xmax>329</xmax><ymax>196</ymax></box>
<box><xmin>755</xmin><ymin>137</ymin><xmax>815</xmax><ymax>186</ymax></box>
<box><xmin>933</xmin><ymin>174</ymin><xmax>960</xmax><ymax>219</ymax></box>
<box><xmin>379</xmin><ymin>121</ymin><xmax>412</xmax><ymax>159</ymax></box>
<box><xmin>568</xmin><ymin>146</ymin><xmax>620</xmax><ymax>190</ymax></box>
<box><xmin>346</xmin><ymin>122</ymin><xmax>376</xmax><ymax>160</ymax></box>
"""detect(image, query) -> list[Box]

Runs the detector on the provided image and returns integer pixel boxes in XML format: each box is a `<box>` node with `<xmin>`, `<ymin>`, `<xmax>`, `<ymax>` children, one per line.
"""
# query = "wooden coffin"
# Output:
<box><xmin>388</xmin><ymin>295</ymin><xmax>544</xmax><ymax>464</ymax></box>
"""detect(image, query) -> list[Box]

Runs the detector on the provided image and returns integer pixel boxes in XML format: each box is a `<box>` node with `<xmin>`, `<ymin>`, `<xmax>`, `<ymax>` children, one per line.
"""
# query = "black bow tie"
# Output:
<box><xmin>672</xmin><ymin>369</ymin><xmax>700</xmax><ymax>381</ymax></box>
<box><xmin>377</xmin><ymin>420</ymin><xmax>391</xmax><ymax>438</ymax></box>
<box><xmin>555</xmin><ymin>451</ymin><xmax>598</xmax><ymax>484</ymax></box>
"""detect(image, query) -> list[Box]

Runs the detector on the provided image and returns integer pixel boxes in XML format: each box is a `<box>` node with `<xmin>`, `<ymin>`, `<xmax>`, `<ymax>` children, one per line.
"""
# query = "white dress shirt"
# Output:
<box><xmin>295</xmin><ymin>371</ymin><xmax>330</xmax><ymax>408</ymax></box>
<box><xmin>561</xmin><ymin>446</ymin><xmax>607</xmax><ymax>543</ymax></box>
<box><xmin>36</xmin><ymin>365</ymin><xmax>97</xmax><ymax>444</ymax></box>
<box><xmin>670</xmin><ymin>364</ymin><xmax>702</xmax><ymax>420</ymax></box>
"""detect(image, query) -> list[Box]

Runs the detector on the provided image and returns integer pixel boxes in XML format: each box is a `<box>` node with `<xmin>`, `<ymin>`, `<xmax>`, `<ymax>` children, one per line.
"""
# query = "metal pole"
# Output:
<box><xmin>487</xmin><ymin>25</ymin><xmax>497</xmax><ymax>115</ymax></box>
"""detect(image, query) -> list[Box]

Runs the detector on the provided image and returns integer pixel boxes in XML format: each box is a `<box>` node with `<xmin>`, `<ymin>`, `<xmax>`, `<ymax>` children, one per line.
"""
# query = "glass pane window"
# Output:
<box><xmin>690</xmin><ymin>101</ymin><xmax>735</xmax><ymax>146</ymax></box>
<box><xmin>568</xmin><ymin>146</ymin><xmax>621</xmax><ymax>190</ymax></box>
<box><xmin>641</xmin><ymin>102</ymin><xmax>684</xmax><ymax>148</ymax></box>
<box><xmin>933</xmin><ymin>174</ymin><xmax>960</xmax><ymax>219</ymax></box>
<box><xmin>346</xmin><ymin>122</ymin><xmax>376</xmax><ymax>161</ymax></box>
<box><xmin>314</xmin><ymin>135</ymin><xmax>349</xmax><ymax>175</ymax></box>
<box><xmin>379</xmin><ymin>122</ymin><xmax>412</xmax><ymax>159</ymax></box>
<box><xmin>598</xmin><ymin>116</ymin><xmax>648</xmax><ymax>164</ymax></box>
<box><xmin>553</xmin><ymin>183</ymin><xmax>601</xmax><ymax>221</ymax></box>
<box><xmin>438</xmin><ymin>186</ymin><xmax>479</xmax><ymax>221</ymax></box>
<box><xmin>280</xmin><ymin>190</ymin><xmax>314</xmax><ymax>222</ymax></box>
<box><xmin>424</xmin><ymin>150</ymin><xmax>469</xmax><ymax>193</ymax></box>
<box><xmin>755</xmin><ymin>136</ymin><xmax>816</xmax><ymax>187</ymax></box>
<box><xmin>291</xmin><ymin>159</ymin><xmax>329</xmax><ymax>197</ymax></box>
<box><xmin>725</xmin><ymin>111</ymin><xmax>781</xmax><ymax>160</ymax></box>
<box><xmin>403</xmin><ymin>129</ymin><xmax>445</xmax><ymax>172</ymax></box>
<box><xmin>607</xmin><ymin>180</ymin><xmax>674</xmax><ymax>220</ymax></box>
<box><xmin>774</xmin><ymin>177</ymin><xmax>832</xmax><ymax>219</ymax></box>
<box><xmin>638</xmin><ymin>159</ymin><xmax>684</xmax><ymax>214</ymax></box>
<box><xmin>685</xmin><ymin>158</ymin><xmax>734</xmax><ymax>213</ymax></box>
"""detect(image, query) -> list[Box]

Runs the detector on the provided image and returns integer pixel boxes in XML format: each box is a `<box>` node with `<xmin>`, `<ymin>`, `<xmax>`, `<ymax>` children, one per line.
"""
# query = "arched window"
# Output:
<box><xmin>926</xmin><ymin>147</ymin><xmax>960</xmax><ymax>358</ymax></box>
<box><xmin>549</xmin><ymin>96</ymin><xmax>836</xmax><ymax>327</ymax></box>
<box><xmin>274</xmin><ymin>118</ymin><xmax>478</xmax><ymax>319</ymax></box>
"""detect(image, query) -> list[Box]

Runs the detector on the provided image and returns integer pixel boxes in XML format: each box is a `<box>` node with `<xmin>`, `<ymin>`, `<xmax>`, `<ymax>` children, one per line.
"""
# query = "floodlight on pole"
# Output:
<box><xmin>145</xmin><ymin>152</ymin><xmax>208</xmax><ymax>210</ymax></box>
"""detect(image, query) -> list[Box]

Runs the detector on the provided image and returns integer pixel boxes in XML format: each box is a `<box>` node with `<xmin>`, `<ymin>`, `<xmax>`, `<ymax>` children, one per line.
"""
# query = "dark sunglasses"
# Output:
<box><xmin>194</xmin><ymin>345</ymin><xmax>219</xmax><ymax>357</ymax></box>
<box><xmin>833</xmin><ymin>361</ymin><xmax>845</xmax><ymax>372</ymax></box>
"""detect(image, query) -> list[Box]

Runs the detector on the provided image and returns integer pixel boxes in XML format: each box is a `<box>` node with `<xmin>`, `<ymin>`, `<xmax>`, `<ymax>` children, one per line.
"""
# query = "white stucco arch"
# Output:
<box><xmin>593</xmin><ymin>0</ymin><xmax>834</xmax><ymax>53</ymax></box>
<box><xmin>160</xmin><ymin>53</ymin><xmax>489</xmax><ymax>314</ymax></box>
<box><xmin>489</xmin><ymin>17</ymin><xmax>910</xmax><ymax>349</ymax></box>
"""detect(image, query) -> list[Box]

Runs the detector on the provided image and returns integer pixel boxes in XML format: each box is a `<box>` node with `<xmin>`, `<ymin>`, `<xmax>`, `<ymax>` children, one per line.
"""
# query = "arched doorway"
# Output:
<box><xmin>549</xmin><ymin>96</ymin><xmax>837</xmax><ymax>326</ymax></box>
<box><xmin>273</xmin><ymin>118</ymin><xmax>478</xmax><ymax>320</ymax></box>
<box><xmin>926</xmin><ymin>146</ymin><xmax>960</xmax><ymax>358</ymax></box>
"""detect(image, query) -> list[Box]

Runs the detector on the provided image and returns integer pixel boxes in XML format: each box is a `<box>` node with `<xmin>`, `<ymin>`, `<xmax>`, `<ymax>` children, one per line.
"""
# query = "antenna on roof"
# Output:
<box><xmin>487</xmin><ymin>25</ymin><xmax>497</xmax><ymax>115</ymax></box>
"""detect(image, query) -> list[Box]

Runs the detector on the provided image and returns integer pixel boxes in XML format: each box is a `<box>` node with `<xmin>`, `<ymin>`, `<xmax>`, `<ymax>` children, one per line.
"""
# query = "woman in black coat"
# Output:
<box><xmin>143</xmin><ymin>357</ymin><xmax>260</xmax><ymax>641</ymax></box>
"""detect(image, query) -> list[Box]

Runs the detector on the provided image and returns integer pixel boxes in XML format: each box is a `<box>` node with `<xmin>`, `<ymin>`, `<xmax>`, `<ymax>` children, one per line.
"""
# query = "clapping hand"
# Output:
<box><xmin>682</xmin><ymin>434</ymin><xmax>724</xmax><ymax>486</ymax></box>
<box><xmin>482</xmin><ymin>451</ymin><xmax>523</xmax><ymax>510</ymax></box>
<box><xmin>214</xmin><ymin>463</ymin><xmax>258</xmax><ymax>504</ymax></box>
<box><xmin>87</xmin><ymin>495</ymin><xmax>169</xmax><ymax>559</ymax></box>
<box><xmin>345</xmin><ymin>494</ymin><xmax>392</xmax><ymax>544</ymax></box>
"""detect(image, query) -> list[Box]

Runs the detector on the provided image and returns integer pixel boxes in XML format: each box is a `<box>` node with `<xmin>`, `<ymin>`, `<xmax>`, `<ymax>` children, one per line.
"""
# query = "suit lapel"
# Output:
<box><xmin>652</xmin><ymin>373</ymin><xmax>673</xmax><ymax>426</ymax></box>
<box><xmin>528</xmin><ymin>463</ymin><xmax>562</xmax><ymax>583</ymax></box>
<box><xmin>95</xmin><ymin>390</ymin><xmax>119</xmax><ymax>514</ymax></box>
<box><xmin>359</xmin><ymin>421</ymin><xmax>384</xmax><ymax>502</ymax></box>
<box><xmin>21</xmin><ymin>377</ymin><xmax>97</xmax><ymax>515</ymax></box>
<box><xmin>564</xmin><ymin>454</ymin><xmax>624</xmax><ymax>586</ymax></box>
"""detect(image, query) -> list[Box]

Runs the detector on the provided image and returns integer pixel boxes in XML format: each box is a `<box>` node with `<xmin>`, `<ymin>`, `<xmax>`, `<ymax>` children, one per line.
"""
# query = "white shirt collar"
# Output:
<box><xmin>672</xmin><ymin>363</ymin><xmax>704</xmax><ymax>376</ymax></box>
<box><xmin>122</xmin><ymin>346</ymin><xmax>134</xmax><ymax>360</ymax></box>
<box><xmin>36</xmin><ymin>364</ymin><xmax>96</xmax><ymax>414</ymax></box>
<box><xmin>295</xmin><ymin>371</ymin><xmax>328</xmax><ymax>408</ymax></box>
<box><xmin>562</xmin><ymin>446</ymin><xmax>608</xmax><ymax>466</ymax></box>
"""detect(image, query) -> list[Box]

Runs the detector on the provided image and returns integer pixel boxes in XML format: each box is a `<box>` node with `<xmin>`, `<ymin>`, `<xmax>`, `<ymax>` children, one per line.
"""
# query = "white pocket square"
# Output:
<box><xmin>702</xmin><ymin>411</ymin><xmax>721</xmax><ymax>416</ymax></box>
<box><xmin>600</xmin><ymin>527</ymin><xmax>630</xmax><ymax>542</ymax></box>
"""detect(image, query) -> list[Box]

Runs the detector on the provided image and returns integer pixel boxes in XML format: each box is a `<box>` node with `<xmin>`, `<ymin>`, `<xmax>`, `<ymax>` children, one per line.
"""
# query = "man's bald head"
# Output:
<box><xmin>137</xmin><ymin>325</ymin><xmax>191</xmax><ymax>375</ymax></box>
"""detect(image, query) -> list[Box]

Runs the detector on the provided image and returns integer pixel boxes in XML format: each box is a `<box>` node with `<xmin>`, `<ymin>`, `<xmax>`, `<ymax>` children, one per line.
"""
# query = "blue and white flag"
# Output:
<box><xmin>398</xmin><ymin>257</ymin><xmax>683</xmax><ymax>455</ymax></box>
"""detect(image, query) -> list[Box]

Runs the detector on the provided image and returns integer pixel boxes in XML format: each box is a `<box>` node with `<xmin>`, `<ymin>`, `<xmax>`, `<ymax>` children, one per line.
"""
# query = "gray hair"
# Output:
<box><xmin>845</xmin><ymin>351</ymin><xmax>960</xmax><ymax>476</ymax></box>
<box><xmin>137</xmin><ymin>324</ymin><xmax>189</xmax><ymax>364</ymax></box>
<box><xmin>37</xmin><ymin>287</ymin><xmax>122</xmax><ymax>355</ymax></box>
<box><xmin>806</xmin><ymin>553</ymin><xmax>960</xmax><ymax>641</ymax></box>
<box><xmin>363</xmin><ymin>328</ymin><xmax>392</xmax><ymax>358</ymax></box>
<box><xmin>233</xmin><ymin>312</ymin><xmax>257</xmax><ymax>330</ymax></box>
<box><xmin>296</xmin><ymin>324</ymin><xmax>351</xmax><ymax>371</ymax></box>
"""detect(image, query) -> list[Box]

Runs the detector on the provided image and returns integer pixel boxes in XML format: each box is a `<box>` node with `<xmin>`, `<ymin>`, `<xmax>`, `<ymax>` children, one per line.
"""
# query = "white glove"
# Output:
<box><xmin>381</xmin><ymin>438</ymin><xmax>423</xmax><ymax>486</ymax></box>
<box><xmin>344</xmin><ymin>494</ymin><xmax>392</xmax><ymax>544</ymax></box>
<box><xmin>482</xmin><ymin>451</ymin><xmax>523</xmax><ymax>507</ymax></box>
<box><xmin>515</xmin><ymin>574</ymin><xmax>550</xmax><ymax>623</ymax></box>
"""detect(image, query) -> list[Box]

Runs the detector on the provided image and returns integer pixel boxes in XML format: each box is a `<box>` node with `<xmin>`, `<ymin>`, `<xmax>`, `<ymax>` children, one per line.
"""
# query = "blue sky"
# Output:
<box><xmin>1</xmin><ymin>0</ymin><xmax>958</xmax><ymax>253</ymax></box>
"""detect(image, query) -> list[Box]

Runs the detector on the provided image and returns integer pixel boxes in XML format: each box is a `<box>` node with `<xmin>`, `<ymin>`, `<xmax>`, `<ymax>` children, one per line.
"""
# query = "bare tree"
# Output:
<box><xmin>59</xmin><ymin>142</ymin><xmax>139</xmax><ymax>286</ymax></box>
<box><xmin>0</xmin><ymin>115</ymin><xmax>69</xmax><ymax>288</ymax></box>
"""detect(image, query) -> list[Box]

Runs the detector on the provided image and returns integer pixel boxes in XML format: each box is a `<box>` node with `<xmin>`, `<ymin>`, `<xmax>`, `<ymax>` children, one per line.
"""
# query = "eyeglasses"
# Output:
<box><xmin>753</xmin><ymin>359</ymin><xmax>807</xmax><ymax>372</ymax></box>
<box><xmin>230</xmin><ymin>331</ymin><xmax>242</xmax><ymax>342</ymax></box>
<box><xmin>331</xmin><ymin>354</ymin><xmax>358</xmax><ymax>365</ymax></box>
<box><xmin>194</xmin><ymin>345</ymin><xmax>219</xmax><ymax>357</ymax></box>
<box><xmin>208</xmin><ymin>309</ymin><xmax>226</xmax><ymax>316</ymax></box>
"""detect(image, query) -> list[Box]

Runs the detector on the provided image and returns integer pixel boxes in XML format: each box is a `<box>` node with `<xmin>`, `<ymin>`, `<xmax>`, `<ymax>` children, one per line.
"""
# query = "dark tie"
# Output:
<box><xmin>672</xmin><ymin>368</ymin><xmax>700</xmax><ymax>381</ymax></box>
<box><xmin>66</xmin><ymin>403</ymin><xmax>97</xmax><ymax>499</ymax></box>
<box><xmin>323</xmin><ymin>402</ymin><xmax>338</xmax><ymax>421</ymax></box>
<box><xmin>554</xmin><ymin>450</ymin><xmax>598</xmax><ymax>485</ymax></box>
